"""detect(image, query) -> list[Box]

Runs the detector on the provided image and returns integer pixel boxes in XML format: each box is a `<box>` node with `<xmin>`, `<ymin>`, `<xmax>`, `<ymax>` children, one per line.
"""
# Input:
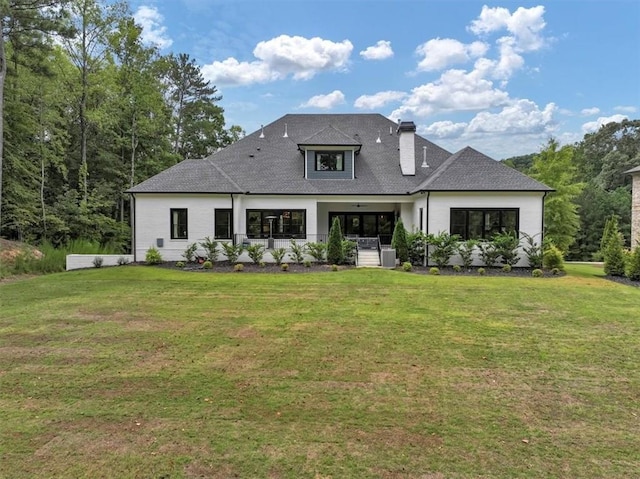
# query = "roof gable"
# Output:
<box><xmin>298</xmin><ymin>124</ymin><xmax>361</xmax><ymax>147</ymax></box>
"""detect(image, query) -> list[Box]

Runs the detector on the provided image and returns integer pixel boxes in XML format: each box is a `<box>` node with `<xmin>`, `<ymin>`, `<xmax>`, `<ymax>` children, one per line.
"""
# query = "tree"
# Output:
<box><xmin>391</xmin><ymin>218</ymin><xmax>409</xmax><ymax>263</ymax></box>
<box><xmin>327</xmin><ymin>216</ymin><xmax>344</xmax><ymax>265</ymax></box>
<box><xmin>530</xmin><ymin>139</ymin><xmax>584</xmax><ymax>253</ymax></box>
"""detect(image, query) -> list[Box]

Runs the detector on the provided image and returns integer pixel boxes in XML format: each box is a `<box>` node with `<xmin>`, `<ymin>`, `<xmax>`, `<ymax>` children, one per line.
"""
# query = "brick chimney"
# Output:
<box><xmin>397</xmin><ymin>121</ymin><xmax>416</xmax><ymax>176</ymax></box>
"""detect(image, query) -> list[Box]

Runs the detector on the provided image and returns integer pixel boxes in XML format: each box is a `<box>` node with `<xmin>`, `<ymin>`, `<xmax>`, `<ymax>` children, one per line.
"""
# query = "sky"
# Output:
<box><xmin>128</xmin><ymin>0</ymin><xmax>640</xmax><ymax>159</ymax></box>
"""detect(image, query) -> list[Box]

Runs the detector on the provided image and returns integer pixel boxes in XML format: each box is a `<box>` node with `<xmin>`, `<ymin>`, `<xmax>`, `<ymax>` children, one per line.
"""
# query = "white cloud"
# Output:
<box><xmin>360</xmin><ymin>40</ymin><xmax>393</xmax><ymax>60</ymax></box>
<box><xmin>423</xmin><ymin>121</ymin><xmax>468</xmax><ymax>139</ymax></box>
<box><xmin>582</xmin><ymin>114</ymin><xmax>628</xmax><ymax>134</ymax></box>
<box><xmin>614</xmin><ymin>105</ymin><xmax>638</xmax><ymax>113</ymax></box>
<box><xmin>581</xmin><ymin>107</ymin><xmax>601</xmax><ymax>116</ymax></box>
<box><xmin>415</xmin><ymin>38</ymin><xmax>488</xmax><ymax>71</ymax></box>
<box><xmin>300</xmin><ymin>90</ymin><xmax>346</xmax><ymax>110</ymax></box>
<box><xmin>133</xmin><ymin>5</ymin><xmax>173</xmax><ymax>50</ymax></box>
<box><xmin>202</xmin><ymin>35</ymin><xmax>353</xmax><ymax>85</ymax></box>
<box><xmin>354</xmin><ymin>91</ymin><xmax>406</xmax><ymax>110</ymax></box>
<box><xmin>466</xmin><ymin>100</ymin><xmax>556</xmax><ymax>134</ymax></box>
<box><xmin>469</xmin><ymin>5</ymin><xmax>547</xmax><ymax>52</ymax></box>
<box><xmin>390</xmin><ymin>68</ymin><xmax>510</xmax><ymax>119</ymax></box>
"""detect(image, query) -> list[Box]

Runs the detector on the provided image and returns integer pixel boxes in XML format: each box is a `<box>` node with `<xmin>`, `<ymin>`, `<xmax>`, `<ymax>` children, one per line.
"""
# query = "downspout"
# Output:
<box><xmin>424</xmin><ymin>191</ymin><xmax>430</xmax><ymax>267</ymax></box>
<box><xmin>230</xmin><ymin>193</ymin><xmax>235</xmax><ymax>243</ymax></box>
<box><xmin>541</xmin><ymin>191</ymin><xmax>548</xmax><ymax>245</ymax></box>
<box><xmin>131</xmin><ymin>194</ymin><xmax>136</xmax><ymax>262</ymax></box>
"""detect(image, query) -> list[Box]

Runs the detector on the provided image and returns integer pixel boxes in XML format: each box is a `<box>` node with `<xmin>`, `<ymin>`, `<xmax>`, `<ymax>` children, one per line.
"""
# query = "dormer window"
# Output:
<box><xmin>316</xmin><ymin>152</ymin><xmax>344</xmax><ymax>171</ymax></box>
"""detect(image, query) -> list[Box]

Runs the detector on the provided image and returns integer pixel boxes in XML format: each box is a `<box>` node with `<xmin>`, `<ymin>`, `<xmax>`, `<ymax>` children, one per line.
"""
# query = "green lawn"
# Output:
<box><xmin>1</xmin><ymin>265</ymin><xmax>638</xmax><ymax>478</ymax></box>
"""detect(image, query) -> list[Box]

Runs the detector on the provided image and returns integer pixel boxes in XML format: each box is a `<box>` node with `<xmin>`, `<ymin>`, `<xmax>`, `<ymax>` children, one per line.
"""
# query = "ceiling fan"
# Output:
<box><xmin>351</xmin><ymin>203</ymin><xmax>368</xmax><ymax>208</ymax></box>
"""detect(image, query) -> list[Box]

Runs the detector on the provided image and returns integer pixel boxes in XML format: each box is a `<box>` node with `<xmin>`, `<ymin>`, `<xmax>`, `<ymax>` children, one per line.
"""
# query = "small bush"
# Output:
<box><xmin>551</xmin><ymin>267</ymin><xmax>560</xmax><ymax>275</ymax></box>
<box><xmin>271</xmin><ymin>247</ymin><xmax>286</xmax><ymax>265</ymax></box>
<box><xmin>234</xmin><ymin>263</ymin><xmax>244</xmax><ymax>272</ymax></box>
<box><xmin>501</xmin><ymin>264</ymin><xmax>512</xmax><ymax>273</ymax></box>
<box><xmin>402</xmin><ymin>262</ymin><xmax>412</xmax><ymax>272</ymax></box>
<box><xmin>145</xmin><ymin>247</ymin><xmax>163</xmax><ymax>265</ymax></box>
<box><xmin>305</xmin><ymin>242</ymin><xmax>326</xmax><ymax>262</ymax></box>
<box><xmin>289</xmin><ymin>240</ymin><xmax>305</xmax><ymax>264</ymax></box>
<box><xmin>477</xmin><ymin>267</ymin><xmax>486</xmax><ymax>276</ymax></box>
<box><xmin>521</xmin><ymin>232</ymin><xmax>543</xmax><ymax>269</ymax></box>
<box><xmin>477</xmin><ymin>241</ymin><xmax>499</xmax><ymax>268</ymax></box>
<box><xmin>331</xmin><ymin>264</ymin><xmax>338</xmax><ymax>272</ymax></box>
<box><xmin>429</xmin><ymin>267</ymin><xmax>440</xmax><ymax>275</ymax></box>
<box><xmin>543</xmin><ymin>245</ymin><xmax>564</xmax><ymax>271</ymax></box>
<box><xmin>200</xmin><ymin>237</ymin><xmax>220</xmax><ymax>262</ymax></box>
<box><xmin>202</xmin><ymin>260</ymin><xmax>212</xmax><ymax>269</ymax></box>
<box><xmin>182</xmin><ymin>243</ymin><xmax>199</xmax><ymax>263</ymax></box>
<box><xmin>92</xmin><ymin>256</ymin><xmax>104</xmax><ymax>268</ymax></box>
<box><xmin>626</xmin><ymin>246</ymin><xmax>640</xmax><ymax>281</ymax></box>
<box><xmin>493</xmin><ymin>231</ymin><xmax>520</xmax><ymax>266</ymax></box>
<box><xmin>342</xmin><ymin>240</ymin><xmax>357</xmax><ymax>265</ymax></box>
<box><xmin>532</xmin><ymin>268</ymin><xmax>544</xmax><ymax>277</ymax></box>
<box><xmin>327</xmin><ymin>218</ymin><xmax>345</xmax><ymax>265</ymax></box>
<box><xmin>222</xmin><ymin>242</ymin><xmax>244</xmax><ymax>263</ymax></box>
<box><xmin>303</xmin><ymin>260</ymin><xmax>312</xmax><ymax>268</ymax></box>
<box><xmin>457</xmin><ymin>239</ymin><xmax>478</xmax><ymax>269</ymax></box>
<box><xmin>246</xmin><ymin>243</ymin><xmax>265</xmax><ymax>264</ymax></box>
<box><xmin>259</xmin><ymin>261</ymin><xmax>266</xmax><ymax>268</ymax></box>
<box><xmin>603</xmin><ymin>231</ymin><xmax>626</xmax><ymax>277</ymax></box>
<box><xmin>391</xmin><ymin>218</ymin><xmax>409</xmax><ymax>264</ymax></box>
<box><xmin>452</xmin><ymin>264</ymin><xmax>462</xmax><ymax>272</ymax></box>
<box><xmin>117</xmin><ymin>256</ymin><xmax>129</xmax><ymax>266</ymax></box>
<box><xmin>427</xmin><ymin>231</ymin><xmax>459</xmax><ymax>268</ymax></box>
<box><xmin>281</xmin><ymin>263</ymin><xmax>289</xmax><ymax>271</ymax></box>
<box><xmin>407</xmin><ymin>230</ymin><xmax>428</xmax><ymax>265</ymax></box>
<box><xmin>176</xmin><ymin>261</ymin><xmax>185</xmax><ymax>268</ymax></box>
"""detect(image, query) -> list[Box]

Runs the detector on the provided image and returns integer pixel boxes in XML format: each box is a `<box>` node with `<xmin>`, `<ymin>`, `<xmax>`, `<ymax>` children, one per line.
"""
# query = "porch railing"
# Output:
<box><xmin>233</xmin><ymin>234</ymin><xmax>328</xmax><ymax>249</ymax></box>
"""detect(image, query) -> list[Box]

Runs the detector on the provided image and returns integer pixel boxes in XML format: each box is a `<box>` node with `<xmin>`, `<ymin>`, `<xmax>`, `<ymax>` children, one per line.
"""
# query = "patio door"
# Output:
<box><xmin>329</xmin><ymin>212</ymin><xmax>394</xmax><ymax>242</ymax></box>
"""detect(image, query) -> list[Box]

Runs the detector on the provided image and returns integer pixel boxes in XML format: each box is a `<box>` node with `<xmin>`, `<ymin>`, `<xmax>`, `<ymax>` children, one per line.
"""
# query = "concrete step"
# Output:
<box><xmin>358</xmin><ymin>251</ymin><xmax>380</xmax><ymax>267</ymax></box>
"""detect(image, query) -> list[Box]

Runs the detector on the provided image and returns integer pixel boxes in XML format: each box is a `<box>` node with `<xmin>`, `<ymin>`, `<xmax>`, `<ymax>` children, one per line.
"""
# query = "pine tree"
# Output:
<box><xmin>603</xmin><ymin>215</ymin><xmax>626</xmax><ymax>276</ymax></box>
<box><xmin>626</xmin><ymin>246</ymin><xmax>640</xmax><ymax>281</ymax></box>
<box><xmin>391</xmin><ymin>218</ymin><xmax>409</xmax><ymax>263</ymax></box>
<box><xmin>327</xmin><ymin>216</ymin><xmax>344</xmax><ymax>265</ymax></box>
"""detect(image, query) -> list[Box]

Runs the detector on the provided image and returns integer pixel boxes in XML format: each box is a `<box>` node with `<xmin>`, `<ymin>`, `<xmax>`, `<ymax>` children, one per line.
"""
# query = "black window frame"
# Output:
<box><xmin>450</xmin><ymin>208</ymin><xmax>519</xmax><ymax>240</ymax></box>
<box><xmin>246</xmin><ymin>209</ymin><xmax>306</xmax><ymax>239</ymax></box>
<box><xmin>170</xmin><ymin>208</ymin><xmax>188</xmax><ymax>239</ymax></box>
<box><xmin>315</xmin><ymin>151</ymin><xmax>345</xmax><ymax>171</ymax></box>
<box><xmin>215</xmin><ymin>209</ymin><xmax>233</xmax><ymax>240</ymax></box>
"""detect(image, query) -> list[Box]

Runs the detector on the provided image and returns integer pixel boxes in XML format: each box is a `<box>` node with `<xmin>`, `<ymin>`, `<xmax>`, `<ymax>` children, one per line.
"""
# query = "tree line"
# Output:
<box><xmin>502</xmin><ymin>119</ymin><xmax>640</xmax><ymax>261</ymax></box>
<box><xmin>0</xmin><ymin>0</ymin><xmax>242</xmax><ymax>249</ymax></box>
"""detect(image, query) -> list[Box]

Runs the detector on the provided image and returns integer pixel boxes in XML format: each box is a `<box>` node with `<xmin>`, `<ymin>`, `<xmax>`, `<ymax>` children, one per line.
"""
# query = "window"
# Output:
<box><xmin>170</xmin><ymin>208</ymin><xmax>188</xmax><ymax>239</ymax></box>
<box><xmin>450</xmin><ymin>208</ymin><xmax>519</xmax><ymax>240</ymax></box>
<box><xmin>246</xmin><ymin>210</ymin><xmax>306</xmax><ymax>238</ymax></box>
<box><xmin>215</xmin><ymin>209</ymin><xmax>232</xmax><ymax>239</ymax></box>
<box><xmin>316</xmin><ymin>152</ymin><xmax>344</xmax><ymax>171</ymax></box>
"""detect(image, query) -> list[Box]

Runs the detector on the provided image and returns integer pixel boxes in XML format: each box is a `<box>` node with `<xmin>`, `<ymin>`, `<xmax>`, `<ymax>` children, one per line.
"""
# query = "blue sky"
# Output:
<box><xmin>129</xmin><ymin>0</ymin><xmax>640</xmax><ymax>159</ymax></box>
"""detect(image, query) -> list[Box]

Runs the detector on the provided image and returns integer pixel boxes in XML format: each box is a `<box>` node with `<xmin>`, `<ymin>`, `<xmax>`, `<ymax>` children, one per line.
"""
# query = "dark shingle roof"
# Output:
<box><xmin>625</xmin><ymin>165</ymin><xmax>640</xmax><ymax>174</ymax></box>
<box><xmin>128</xmin><ymin>113</ymin><xmax>551</xmax><ymax>195</ymax></box>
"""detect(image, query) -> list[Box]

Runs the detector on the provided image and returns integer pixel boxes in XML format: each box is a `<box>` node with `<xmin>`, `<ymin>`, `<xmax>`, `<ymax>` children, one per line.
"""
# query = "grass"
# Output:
<box><xmin>1</xmin><ymin>264</ymin><xmax>638</xmax><ymax>478</ymax></box>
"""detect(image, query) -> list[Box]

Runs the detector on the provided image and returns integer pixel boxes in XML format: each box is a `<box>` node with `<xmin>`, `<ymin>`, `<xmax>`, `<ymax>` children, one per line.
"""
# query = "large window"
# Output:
<box><xmin>247</xmin><ymin>210</ymin><xmax>306</xmax><ymax>238</ymax></box>
<box><xmin>215</xmin><ymin>209</ymin><xmax>232</xmax><ymax>239</ymax></box>
<box><xmin>450</xmin><ymin>208</ymin><xmax>519</xmax><ymax>240</ymax></box>
<box><xmin>316</xmin><ymin>152</ymin><xmax>344</xmax><ymax>171</ymax></box>
<box><xmin>170</xmin><ymin>208</ymin><xmax>188</xmax><ymax>239</ymax></box>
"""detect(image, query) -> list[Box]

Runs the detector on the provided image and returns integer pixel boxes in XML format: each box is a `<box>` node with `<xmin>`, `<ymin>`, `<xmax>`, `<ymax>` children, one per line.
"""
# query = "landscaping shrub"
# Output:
<box><xmin>222</xmin><ymin>242</ymin><xmax>243</xmax><ymax>263</ymax></box>
<box><xmin>532</xmin><ymin>268</ymin><xmax>544</xmax><ymax>277</ymax></box>
<box><xmin>402</xmin><ymin>262</ymin><xmax>412</xmax><ymax>272</ymax></box>
<box><xmin>234</xmin><ymin>263</ymin><xmax>244</xmax><ymax>272</ymax></box>
<box><xmin>551</xmin><ymin>267</ymin><xmax>560</xmax><ymax>275</ymax></box>
<box><xmin>603</xmin><ymin>232</ymin><xmax>626</xmax><ymax>276</ymax></box>
<box><xmin>203</xmin><ymin>260</ymin><xmax>212</xmax><ymax>269</ymax></box>
<box><xmin>92</xmin><ymin>256</ymin><xmax>104</xmax><ymax>268</ymax></box>
<box><xmin>452</xmin><ymin>264</ymin><xmax>462</xmax><ymax>272</ymax></box>
<box><xmin>477</xmin><ymin>240</ymin><xmax>499</xmax><ymax>268</ymax></box>
<box><xmin>305</xmin><ymin>242</ymin><xmax>326</xmax><ymax>262</ymax></box>
<box><xmin>391</xmin><ymin>218</ymin><xmax>409</xmax><ymax>264</ymax></box>
<box><xmin>303</xmin><ymin>260</ymin><xmax>312</xmax><ymax>268</ymax></box>
<box><xmin>477</xmin><ymin>267</ymin><xmax>486</xmax><ymax>276</ymax></box>
<box><xmin>327</xmin><ymin>217</ymin><xmax>344</xmax><ymax>265</ymax></box>
<box><xmin>429</xmin><ymin>267</ymin><xmax>440</xmax><ymax>275</ymax></box>
<box><xmin>342</xmin><ymin>239</ymin><xmax>357</xmax><ymax>265</ymax></box>
<box><xmin>427</xmin><ymin>231</ymin><xmax>459</xmax><ymax>268</ymax></box>
<box><xmin>145</xmin><ymin>247</ymin><xmax>163</xmax><ymax>265</ymax></box>
<box><xmin>176</xmin><ymin>261</ymin><xmax>185</xmax><ymax>268</ymax></box>
<box><xmin>457</xmin><ymin>239</ymin><xmax>478</xmax><ymax>269</ymax></box>
<box><xmin>407</xmin><ymin>230</ymin><xmax>428</xmax><ymax>265</ymax></box>
<box><xmin>117</xmin><ymin>256</ymin><xmax>129</xmax><ymax>266</ymax></box>
<box><xmin>626</xmin><ymin>246</ymin><xmax>640</xmax><ymax>281</ymax></box>
<box><xmin>182</xmin><ymin>243</ymin><xmax>199</xmax><ymax>263</ymax></box>
<box><xmin>246</xmin><ymin>243</ymin><xmax>265</xmax><ymax>264</ymax></box>
<box><xmin>331</xmin><ymin>264</ymin><xmax>338</xmax><ymax>271</ymax></box>
<box><xmin>289</xmin><ymin>240</ymin><xmax>305</xmax><ymax>264</ymax></box>
<box><xmin>281</xmin><ymin>263</ymin><xmax>289</xmax><ymax>271</ymax></box>
<box><xmin>200</xmin><ymin>237</ymin><xmax>220</xmax><ymax>262</ymax></box>
<box><xmin>493</xmin><ymin>231</ymin><xmax>520</xmax><ymax>266</ymax></box>
<box><xmin>543</xmin><ymin>245</ymin><xmax>565</xmax><ymax>271</ymax></box>
<box><xmin>271</xmin><ymin>247</ymin><xmax>286</xmax><ymax>265</ymax></box>
<box><xmin>521</xmin><ymin>232</ymin><xmax>543</xmax><ymax>269</ymax></box>
<box><xmin>598</xmin><ymin>215</ymin><xmax>619</xmax><ymax>261</ymax></box>
<box><xmin>502</xmin><ymin>264</ymin><xmax>512</xmax><ymax>273</ymax></box>
<box><xmin>259</xmin><ymin>261</ymin><xmax>266</xmax><ymax>268</ymax></box>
